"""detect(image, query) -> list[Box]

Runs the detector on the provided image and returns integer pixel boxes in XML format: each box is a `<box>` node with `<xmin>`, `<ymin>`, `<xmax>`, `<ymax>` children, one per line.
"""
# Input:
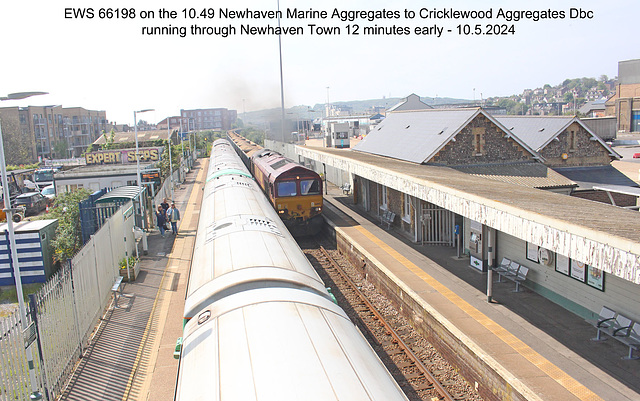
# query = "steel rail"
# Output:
<box><xmin>319</xmin><ymin>246</ymin><xmax>456</xmax><ymax>401</ymax></box>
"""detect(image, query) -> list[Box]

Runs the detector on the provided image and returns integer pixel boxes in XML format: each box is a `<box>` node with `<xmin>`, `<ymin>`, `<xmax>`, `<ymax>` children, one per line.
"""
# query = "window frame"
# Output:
<box><xmin>403</xmin><ymin>193</ymin><xmax>411</xmax><ymax>223</ymax></box>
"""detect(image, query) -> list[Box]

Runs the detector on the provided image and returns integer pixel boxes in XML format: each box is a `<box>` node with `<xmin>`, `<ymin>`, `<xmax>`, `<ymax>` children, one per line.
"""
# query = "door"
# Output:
<box><xmin>420</xmin><ymin>201</ymin><xmax>455</xmax><ymax>246</ymax></box>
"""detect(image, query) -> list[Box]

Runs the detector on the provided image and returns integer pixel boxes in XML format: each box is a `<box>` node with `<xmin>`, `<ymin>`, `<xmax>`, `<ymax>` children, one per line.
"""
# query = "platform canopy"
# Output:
<box><xmin>95</xmin><ymin>186</ymin><xmax>144</xmax><ymax>204</ymax></box>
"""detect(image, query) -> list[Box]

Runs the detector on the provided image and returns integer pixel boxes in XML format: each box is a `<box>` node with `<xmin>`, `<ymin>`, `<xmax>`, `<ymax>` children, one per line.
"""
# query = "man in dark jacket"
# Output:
<box><xmin>155</xmin><ymin>205</ymin><xmax>167</xmax><ymax>237</ymax></box>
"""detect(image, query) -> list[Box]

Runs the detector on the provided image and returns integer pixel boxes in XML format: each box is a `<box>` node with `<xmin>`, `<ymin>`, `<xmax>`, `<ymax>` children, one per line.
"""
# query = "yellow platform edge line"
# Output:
<box><xmin>353</xmin><ymin>225</ymin><xmax>602</xmax><ymax>401</ymax></box>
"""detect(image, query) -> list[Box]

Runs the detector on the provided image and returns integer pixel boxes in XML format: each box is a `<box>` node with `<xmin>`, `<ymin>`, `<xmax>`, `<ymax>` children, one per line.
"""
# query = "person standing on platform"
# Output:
<box><xmin>167</xmin><ymin>202</ymin><xmax>180</xmax><ymax>234</ymax></box>
<box><xmin>160</xmin><ymin>197</ymin><xmax>170</xmax><ymax>214</ymax></box>
<box><xmin>155</xmin><ymin>205</ymin><xmax>167</xmax><ymax>237</ymax></box>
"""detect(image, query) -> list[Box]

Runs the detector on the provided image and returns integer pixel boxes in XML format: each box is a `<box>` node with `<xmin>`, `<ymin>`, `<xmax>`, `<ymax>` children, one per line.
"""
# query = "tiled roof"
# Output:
<box><xmin>452</xmin><ymin>162</ymin><xmax>576</xmax><ymax>189</ymax></box>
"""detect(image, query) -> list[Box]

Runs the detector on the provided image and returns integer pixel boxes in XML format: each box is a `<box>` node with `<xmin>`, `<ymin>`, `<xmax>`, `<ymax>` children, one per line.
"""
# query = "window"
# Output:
<box><xmin>381</xmin><ymin>185</ymin><xmax>387</xmax><ymax>209</ymax></box>
<box><xmin>569</xmin><ymin>130</ymin><xmax>577</xmax><ymax>150</ymax></box>
<box><xmin>403</xmin><ymin>193</ymin><xmax>411</xmax><ymax>221</ymax></box>
<box><xmin>632</xmin><ymin>111</ymin><xmax>640</xmax><ymax>132</ymax></box>
<box><xmin>473</xmin><ymin>127</ymin><xmax>485</xmax><ymax>155</ymax></box>
<box><xmin>276</xmin><ymin>181</ymin><xmax>297</xmax><ymax>197</ymax></box>
<box><xmin>270</xmin><ymin>160</ymin><xmax>289</xmax><ymax>170</ymax></box>
<box><xmin>300</xmin><ymin>179</ymin><xmax>320</xmax><ymax>195</ymax></box>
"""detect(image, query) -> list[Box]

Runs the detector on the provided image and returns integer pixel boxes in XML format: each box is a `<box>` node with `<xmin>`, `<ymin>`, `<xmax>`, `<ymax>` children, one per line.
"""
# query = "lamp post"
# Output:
<box><xmin>133</xmin><ymin>109</ymin><xmax>154</xmax><ymax>189</ymax></box>
<box><xmin>133</xmin><ymin>109</ymin><xmax>154</xmax><ymax>230</ymax></box>
<box><xmin>179</xmin><ymin>120</ymin><xmax>185</xmax><ymax>163</ymax></box>
<box><xmin>277</xmin><ymin>0</ymin><xmax>286</xmax><ymax>143</ymax></box>
<box><xmin>1</xmin><ymin>91</ymin><xmax>47</xmax><ymax>401</ymax></box>
<box><xmin>167</xmin><ymin>123</ymin><xmax>174</xmax><ymax>200</ymax></box>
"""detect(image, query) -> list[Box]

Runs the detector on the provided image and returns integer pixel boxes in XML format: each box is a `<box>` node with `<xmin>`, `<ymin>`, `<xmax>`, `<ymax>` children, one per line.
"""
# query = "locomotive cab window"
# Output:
<box><xmin>277</xmin><ymin>181</ymin><xmax>298</xmax><ymax>197</ymax></box>
<box><xmin>300</xmin><ymin>179</ymin><xmax>320</xmax><ymax>195</ymax></box>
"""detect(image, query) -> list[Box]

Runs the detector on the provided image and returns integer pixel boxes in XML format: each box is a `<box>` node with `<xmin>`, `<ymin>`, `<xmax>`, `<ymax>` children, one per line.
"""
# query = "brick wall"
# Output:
<box><xmin>541</xmin><ymin>122</ymin><xmax>612</xmax><ymax>167</ymax></box>
<box><xmin>430</xmin><ymin>114</ymin><xmax>531</xmax><ymax>165</ymax></box>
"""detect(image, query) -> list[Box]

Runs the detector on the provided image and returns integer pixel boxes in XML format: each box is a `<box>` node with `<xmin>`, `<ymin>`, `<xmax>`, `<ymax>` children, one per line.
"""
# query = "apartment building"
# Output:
<box><xmin>179</xmin><ymin>108</ymin><xmax>237</xmax><ymax>131</ymax></box>
<box><xmin>0</xmin><ymin>105</ymin><xmax>111</xmax><ymax>162</ymax></box>
<box><xmin>157</xmin><ymin>116</ymin><xmax>184</xmax><ymax>130</ymax></box>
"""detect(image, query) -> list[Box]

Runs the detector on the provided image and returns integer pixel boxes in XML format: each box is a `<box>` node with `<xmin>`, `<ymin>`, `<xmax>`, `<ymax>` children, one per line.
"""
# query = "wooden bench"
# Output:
<box><xmin>111</xmin><ymin>276</ymin><xmax>124</xmax><ymax>308</ymax></box>
<box><xmin>380</xmin><ymin>210</ymin><xmax>395</xmax><ymax>230</ymax></box>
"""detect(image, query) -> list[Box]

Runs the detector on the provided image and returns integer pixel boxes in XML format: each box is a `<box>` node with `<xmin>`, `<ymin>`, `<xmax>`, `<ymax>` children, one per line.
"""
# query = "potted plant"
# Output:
<box><xmin>119</xmin><ymin>256</ymin><xmax>140</xmax><ymax>281</ymax></box>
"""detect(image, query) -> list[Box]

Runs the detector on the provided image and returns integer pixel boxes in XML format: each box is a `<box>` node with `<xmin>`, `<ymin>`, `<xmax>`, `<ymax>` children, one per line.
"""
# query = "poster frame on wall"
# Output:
<box><xmin>570</xmin><ymin>259</ymin><xmax>587</xmax><ymax>282</ymax></box>
<box><xmin>526</xmin><ymin>242</ymin><xmax>539</xmax><ymax>263</ymax></box>
<box><xmin>555</xmin><ymin>254</ymin><xmax>570</xmax><ymax>276</ymax></box>
<box><xmin>586</xmin><ymin>265</ymin><xmax>605</xmax><ymax>291</ymax></box>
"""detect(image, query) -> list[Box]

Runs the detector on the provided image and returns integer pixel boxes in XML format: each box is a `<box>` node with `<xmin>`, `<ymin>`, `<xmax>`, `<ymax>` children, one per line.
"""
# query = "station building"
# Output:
<box><xmin>606</xmin><ymin>58</ymin><xmax>640</xmax><ymax>133</ymax></box>
<box><xmin>267</xmin><ymin>107</ymin><xmax>640</xmax><ymax>325</ymax></box>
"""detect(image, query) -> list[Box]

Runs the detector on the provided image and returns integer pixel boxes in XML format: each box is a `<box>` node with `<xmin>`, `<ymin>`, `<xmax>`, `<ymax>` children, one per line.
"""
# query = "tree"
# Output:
<box><xmin>240</xmin><ymin>127</ymin><xmax>265</xmax><ymax>146</ymax></box>
<box><xmin>582</xmin><ymin>77</ymin><xmax>597</xmax><ymax>89</ymax></box>
<box><xmin>44</xmin><ymin>188</ymin><xmax>92</xmax><ymax>263</ymax></box>
<box><xmin>564</xmin><ymin>92</ymin><xmax>574</xmax><ymax>103</ymax></box>
<box><xmin>0</xmin><ymin>116</ymin><xmax>35</xmax><ymax>164</ymax></box>
<box><xmin>101</xmin><ymin>130</ymin><xmax>116</xmax><ymax>150</ymax></box>
<box><xmin>157</xmin><ymin>140</ymin><xmax>182</xmax><ymax>179</ymax></box>
<box><xmin>53</xmin><ymin>139</ymin><xmax>69</xmax><ymax>158</ymax></box>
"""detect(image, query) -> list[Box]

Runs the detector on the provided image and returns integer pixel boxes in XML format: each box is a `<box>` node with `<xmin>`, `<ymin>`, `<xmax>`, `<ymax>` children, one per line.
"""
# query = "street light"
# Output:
<box><xmin>1</xmin><ymin>90</ymin><xmax>47</xmax><ymax>401</ymax></box>
<box><xmin>133</xmin><ymin>109</ymin><xmax>154</xmax><ymax>231</ymax></box>
<box><xmin>167</xmin><ymin>123</ymin><xmax>174</xmax><ymax>200</ymax></box>
<box><xmin>0</xmin><ymin>91</ymin><xmax>47</xmax><ymax>101</ymax></box>
<box><xmin>133</xmin><ymin>109</ymin><xmax>154</xmax><ymax>189</ymax></box>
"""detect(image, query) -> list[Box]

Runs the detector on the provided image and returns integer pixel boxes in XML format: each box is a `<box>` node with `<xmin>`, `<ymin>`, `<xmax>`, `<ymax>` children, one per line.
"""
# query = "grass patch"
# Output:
<box><xmin>0</xmin><ymin>283</ymin><xmax>44</xmax><ymax>304</ymax></box>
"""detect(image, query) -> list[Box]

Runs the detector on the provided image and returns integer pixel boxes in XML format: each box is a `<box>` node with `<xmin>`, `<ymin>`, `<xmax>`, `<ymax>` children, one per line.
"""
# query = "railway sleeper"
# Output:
<box><xmin>412</xmin><ymin>381</ymin><xmax>435</xmax><ymax>391</ymax></box>
<box><xmin>387</xmin><ymin>348</ymin><xmax>406</xmax><ymax>356</ymax></box>
<box><xmin>405</xmin><ymin>371</ymin><xmax>426</xmax><ymax>380</ymax></box>
<box><xmin>395</xmin><ymin>360</ymin><xmax>416</xmax><ymax>369</ymax></box>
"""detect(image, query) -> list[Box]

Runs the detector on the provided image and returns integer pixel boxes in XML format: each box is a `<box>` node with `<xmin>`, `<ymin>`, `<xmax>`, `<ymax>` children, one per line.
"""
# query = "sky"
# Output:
<box><xmin>0</xmin><ymin>0</ymin><xmax>638</xmax><ymax>126</ymax></box>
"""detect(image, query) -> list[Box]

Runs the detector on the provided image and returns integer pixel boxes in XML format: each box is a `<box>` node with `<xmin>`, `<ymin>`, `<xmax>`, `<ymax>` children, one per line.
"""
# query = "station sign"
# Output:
<box><xmin>85</xmin><ymin>147</ymin><xmax>163</xmax><ymax>165</ymax></box>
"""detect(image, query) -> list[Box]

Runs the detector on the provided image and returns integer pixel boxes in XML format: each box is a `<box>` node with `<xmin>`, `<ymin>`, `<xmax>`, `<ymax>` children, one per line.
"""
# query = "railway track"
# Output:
<box><xmin>302</xmin><ymin>241</ymin><xmax>483</xmax><ymax>401</ymax></box>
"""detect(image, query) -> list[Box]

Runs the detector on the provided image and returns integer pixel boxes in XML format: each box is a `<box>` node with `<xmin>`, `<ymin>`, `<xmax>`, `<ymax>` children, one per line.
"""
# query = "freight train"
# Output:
<box><xmin>174</xmin><ymin>139</ymin><xmax>408</xmax><ymax>401</ymax></box>
<box><xmin>228</xmin><ymin>131</ymin><xmax>323</xmax><ymax>237</ymax></box>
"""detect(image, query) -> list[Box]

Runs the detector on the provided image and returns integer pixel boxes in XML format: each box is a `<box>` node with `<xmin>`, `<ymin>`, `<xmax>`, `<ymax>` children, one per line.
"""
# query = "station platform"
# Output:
<box><xmin>322</xmin><ymin>183</ymin><xmax>640</xmax><ymax>401</ymax></box>
<box><xmin>60</xmin><ymin>159</ymin><xmax>207</xmax><ymax>401</ymax></box>
<box><xmin>59</xmin><ymin>157</ymin><xmax>639</xmax><ymax>401</ymax></box>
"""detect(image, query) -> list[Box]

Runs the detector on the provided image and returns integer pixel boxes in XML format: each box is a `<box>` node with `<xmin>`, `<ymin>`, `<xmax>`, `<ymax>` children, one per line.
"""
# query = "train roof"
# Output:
<box><xmin>178</xmin><ymin>288</ymin><xmax>408</xmax><ymax>401</ymax></box>
<box><xmin>252</xmin><ymin>150</ymin><xmax>320</xmax><ymax>182</ymax></box>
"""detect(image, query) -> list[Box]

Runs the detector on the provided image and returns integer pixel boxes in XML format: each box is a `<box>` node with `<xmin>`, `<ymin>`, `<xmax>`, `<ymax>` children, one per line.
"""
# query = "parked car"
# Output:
<box><xmin>41</xmin><ymin>184</ymin><xmax>56</xmax><ymax>204</ymax></box>
<box><xmin>14</xmin><ymin>192</ymin><xmax>47</xmax><ymax>216</ymax></box>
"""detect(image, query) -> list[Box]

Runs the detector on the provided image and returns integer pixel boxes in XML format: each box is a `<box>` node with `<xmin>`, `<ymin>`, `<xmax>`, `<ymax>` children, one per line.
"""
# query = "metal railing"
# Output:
<box><xmin>0</xmin><ymin>202</ymin><xmax>135</xmax><ymax>401</ymax></box>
